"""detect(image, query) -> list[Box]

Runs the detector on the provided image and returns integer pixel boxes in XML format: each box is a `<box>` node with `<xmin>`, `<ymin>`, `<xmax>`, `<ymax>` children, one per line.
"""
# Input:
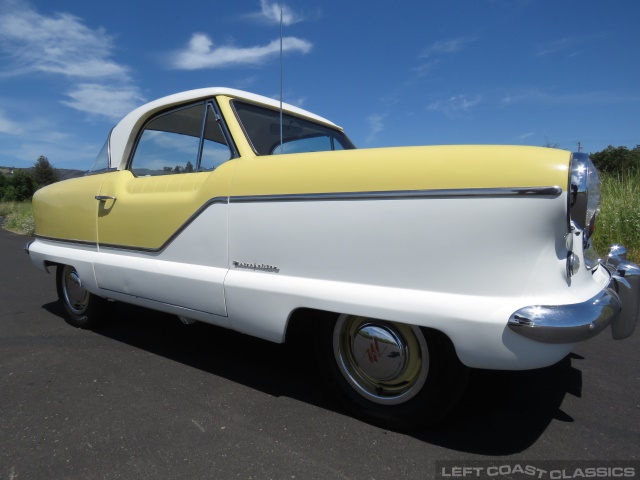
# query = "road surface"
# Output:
<box><xmin>1</xmin><ymin>224</ymin><xmax>639</xmax><ymax>479</ymax></box>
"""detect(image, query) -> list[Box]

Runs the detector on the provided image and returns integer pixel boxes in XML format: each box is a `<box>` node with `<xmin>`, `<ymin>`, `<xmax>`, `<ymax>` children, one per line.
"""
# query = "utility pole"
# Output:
<box><xmin>576</xmin><ymin>141</ymin><xmax>583</xmax><ymax>152</ymax></box>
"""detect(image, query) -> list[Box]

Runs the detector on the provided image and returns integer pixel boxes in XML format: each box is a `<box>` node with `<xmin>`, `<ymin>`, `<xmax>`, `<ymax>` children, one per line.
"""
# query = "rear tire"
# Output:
<box><xmin>315</xmin><ymin>314</ymin><xmax>468</xmax><ymax>430</ymax></box>
<box><xmin>56</xmin><ymin>264</ymin><xmax>110</xmax><ymax>329</ymax></box>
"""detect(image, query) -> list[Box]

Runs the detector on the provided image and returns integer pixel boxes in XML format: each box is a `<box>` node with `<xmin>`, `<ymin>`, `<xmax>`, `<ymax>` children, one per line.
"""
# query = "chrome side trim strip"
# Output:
<box><xmin>230</xmin><ymin>186</ymin><xmax>563</xmax><ymax>204</ymax></box>
<box><xmin>36</xmin><ymin>187</ymin><xmax>562</xmax><ymax>253</ymax></box>
<box><xmin>34</xmin><ymin>236</ymin><xmax>98</xmax><ymax>248</ymax></box>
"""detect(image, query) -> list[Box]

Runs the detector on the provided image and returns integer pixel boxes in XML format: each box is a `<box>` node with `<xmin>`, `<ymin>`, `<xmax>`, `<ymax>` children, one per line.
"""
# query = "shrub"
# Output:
<box><xmin>591</xmin><ymin>145</ymin><xmax>640</xmax><ymax>175</ymax></box>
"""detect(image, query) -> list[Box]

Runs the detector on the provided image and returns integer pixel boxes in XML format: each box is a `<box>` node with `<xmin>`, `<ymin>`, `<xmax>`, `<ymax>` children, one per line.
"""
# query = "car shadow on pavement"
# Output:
<box><xmin>43</xmin><ymin>301</ymin><xmax>582</xmax><ymax>455</ymax></box>
<box><xmin>415</xmin><ymin>354</ymin><xmax>582</xmax><ymax>454</ymax></box>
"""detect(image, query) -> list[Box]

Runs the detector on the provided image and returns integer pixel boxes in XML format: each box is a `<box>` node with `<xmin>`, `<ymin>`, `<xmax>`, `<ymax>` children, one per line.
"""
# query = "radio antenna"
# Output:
<box><xmin>279</xmin><ymin>6</ymin><xmax>283</xmax><ymax>150</ymax></box>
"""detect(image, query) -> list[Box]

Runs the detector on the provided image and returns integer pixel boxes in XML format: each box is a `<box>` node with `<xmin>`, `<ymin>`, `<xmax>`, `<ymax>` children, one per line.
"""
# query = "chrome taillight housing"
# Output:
<box><xmin>569</xmin><ymin>152</ymin><xmax>602</xmax><ymax>242</ymax></box>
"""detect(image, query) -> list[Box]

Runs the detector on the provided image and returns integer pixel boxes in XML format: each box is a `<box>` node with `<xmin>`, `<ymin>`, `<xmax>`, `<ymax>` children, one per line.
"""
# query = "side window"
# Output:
<box><xmin>130</xmin><ymin>102</ymin><xmax>233</xmax><ymax>176</ymax></box>
<box><xmin>273</xmin><ymin>135</ymin><xmax>333</xmax><ymax>154</ymax></box>
<box><xmin>200</xmin><ymin>104</ymin><xmax>233</xmax><ymax>171</ymax></box>
<box><xmin>232</xmin><ymin>101</ymin><xmax>355</xmax><ymax>156</ymax></box>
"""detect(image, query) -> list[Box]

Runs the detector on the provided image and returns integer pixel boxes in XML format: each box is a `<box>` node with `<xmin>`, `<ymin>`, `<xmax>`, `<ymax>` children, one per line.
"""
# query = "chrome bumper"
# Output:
<box><xmin>508</xmin><ymin>245</ymin><xmax>640</xmax><ymax>344</ymax></box>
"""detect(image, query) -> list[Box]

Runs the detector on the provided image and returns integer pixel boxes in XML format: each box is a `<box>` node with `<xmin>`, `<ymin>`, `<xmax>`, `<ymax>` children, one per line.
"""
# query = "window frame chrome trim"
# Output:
<box><xmin>85</xmin><ymin>127</ymin><xmax>115</xmax><ymax>176</ymax></box>
<box><xmin>210</xmin><ymin>98</ymin><xmax>239</xmax><ymax>160</ymax></box>
<box><xmin>126</xmin><ymin>99</ymin><xmax>238</xmax><ymax>176</ymax></box>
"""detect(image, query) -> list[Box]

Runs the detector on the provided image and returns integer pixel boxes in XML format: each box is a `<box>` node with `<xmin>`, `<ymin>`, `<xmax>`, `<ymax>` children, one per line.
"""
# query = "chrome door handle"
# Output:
<box><xmin>95</xmin><ymin>195</ymin><xmax>117</xmax><ymax>201</ymax></box>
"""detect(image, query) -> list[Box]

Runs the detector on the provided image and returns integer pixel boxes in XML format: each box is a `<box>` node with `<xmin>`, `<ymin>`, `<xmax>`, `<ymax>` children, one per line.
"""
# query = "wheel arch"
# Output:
<box><xmin>284</xmin><ymin>307</ymin><xmax>462</xmax><ymax>363</ymax></box>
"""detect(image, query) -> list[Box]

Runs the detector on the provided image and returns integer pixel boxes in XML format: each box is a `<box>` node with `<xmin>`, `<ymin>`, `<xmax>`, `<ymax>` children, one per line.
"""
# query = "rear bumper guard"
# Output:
<box><xmin>508</xmin><ymin>244</ymin><xmax>639</xmax><ymax>344</ymax></box>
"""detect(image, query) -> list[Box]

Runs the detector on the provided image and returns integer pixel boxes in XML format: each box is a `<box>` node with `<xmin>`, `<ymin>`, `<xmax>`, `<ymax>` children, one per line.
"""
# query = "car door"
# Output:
<box><xmin>93</xmin><ymin>101</ymin><xmax>236</xmax><ymax>322</ymax></box>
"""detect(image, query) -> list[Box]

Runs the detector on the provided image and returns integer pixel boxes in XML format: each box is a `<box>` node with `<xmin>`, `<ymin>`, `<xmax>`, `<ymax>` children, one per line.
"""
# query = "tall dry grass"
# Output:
<box><xmin>0</xmin><ymin>201</ymin><xmax>35</xmax><ymax>236</ymax></box>
<box><xmin>592</xmin><ymin>172</ymin><xmax>640</xmax><ymax>264</ymax></box>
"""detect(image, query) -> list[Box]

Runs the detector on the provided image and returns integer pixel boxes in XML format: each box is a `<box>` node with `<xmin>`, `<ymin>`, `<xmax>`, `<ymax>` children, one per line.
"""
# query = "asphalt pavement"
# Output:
<box><xmin>1</xmin><ymin>224</ymin><xmax>639</xmax><ymax>480</ymax></box>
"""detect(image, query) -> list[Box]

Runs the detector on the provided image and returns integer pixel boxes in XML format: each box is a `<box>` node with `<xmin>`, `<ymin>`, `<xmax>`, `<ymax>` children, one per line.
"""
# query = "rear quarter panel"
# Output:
<box><xmin>222</xmin><ymin>145</ymin><xmax>594</xmax><ymax>370</ymax></box>
<box><xmin>33</xmin><ymin>174</ymin><xmax>109</xmax><ymax>243</ymax></box>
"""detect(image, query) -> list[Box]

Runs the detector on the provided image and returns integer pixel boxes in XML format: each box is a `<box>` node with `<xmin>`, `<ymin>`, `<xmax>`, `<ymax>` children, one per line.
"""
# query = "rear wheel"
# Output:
<box><xmin>56</xmin><ymin>265</ymin><xmax>110</xmax><ymax>329</ymax></box>
<box><xmin>316</xmin><ymin>314</ymin><xmax>468</xmax><ymax>430</ymax></box>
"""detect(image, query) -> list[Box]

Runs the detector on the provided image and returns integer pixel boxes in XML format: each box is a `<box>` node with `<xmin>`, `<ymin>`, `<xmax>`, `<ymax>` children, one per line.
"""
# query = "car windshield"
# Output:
<box><xmin>232</xmin><ymin>101</ymin><xmax>355</xmax><ymax>156</ymax></box>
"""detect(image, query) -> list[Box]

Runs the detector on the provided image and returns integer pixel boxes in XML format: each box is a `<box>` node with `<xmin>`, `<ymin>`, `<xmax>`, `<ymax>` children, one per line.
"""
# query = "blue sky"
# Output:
<box><xmin>0</xmin><ymin>0</ymin><xmax>638</xmax><ymax>170</ymax></box>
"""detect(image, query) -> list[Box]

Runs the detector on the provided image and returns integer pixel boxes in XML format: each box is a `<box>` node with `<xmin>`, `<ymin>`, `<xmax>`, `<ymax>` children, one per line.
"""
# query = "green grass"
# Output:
<box><xmin>0</xmin><ymin>201</ymin><xmax>35</xmax><ymax>236</ymax></box>
<box><xmin>592</xmin><ymin>172</ymin><xmax>640</xmax><ymax>264</ymax></box>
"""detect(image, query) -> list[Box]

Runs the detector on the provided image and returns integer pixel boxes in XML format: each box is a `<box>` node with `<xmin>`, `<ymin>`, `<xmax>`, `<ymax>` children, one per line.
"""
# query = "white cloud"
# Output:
<box><xmin>413</xmin><ymin>60</ymin><xmax>440</xmax><ymax>78</ymax></box>
<box><xmin>259</xmin><ymin>0</ymin><xmax>305</xmax><ymax>26</ymax></box>
<box><xmin>428</xmin><ymin>95</ymin><xmax>482</xmax><ymax>117</ymax></box>
<box><xmin>366</xmin><ymin>113</ymin><xmax>386</xmax><ymax>143</ymax></box>
<box><xmin>0</xmin><ymin>139</ymin><xmax>99</xmax><ymax>168</ymax></box>
<box><xmin>0</xmin><ymin>109</ymin><xmax>22</xmax><ymax>135</ymax></box>
<box><xmin>0</xmin><ymin>6</ymin><xmax>128</xmax><ymax>80</ymax></box>
<box><xmin>535</xmin><ymin>34</ymin><xmax>604</xmax><ymax>58</ymax></box>
<box><xmin>502</xmin><ymin>89</ymin><xmax>640</xmax><ymax>107</ymax></box>
<box><xmin>171</xmin><ymin>33</ymin><xmax>312</xmax><ymax>70</ymax></box>
<box><xmin>0</xmin><ymin>2</ymin><xmax>141</xmax><ymax>120</ymax></box>
<box><xmin>61</xmin><ymin>84</ymin><xmax>146</xmax><ymax>121</ymax></box>
<box><xmin>420</xmin><ymin>37</ymin><xmax>477</xmax><ymax>58</ymax></box>
<box><xmin>283</xmin><ymin>95</ymin><xmax>306</xmax><ymax>108</ymax></box>
<box><xmin>516</xmin><ymin>131</ymin><xmax>536</xmax><ymax>141</ymax></box>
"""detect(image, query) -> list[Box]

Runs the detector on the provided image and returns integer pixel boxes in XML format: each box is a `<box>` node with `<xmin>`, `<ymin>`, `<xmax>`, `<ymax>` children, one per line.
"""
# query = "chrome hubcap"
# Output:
<box><xmin>351</xmin><ymin>324</ymin><xmax>407</xmax><ymax>381</ymax></box>
<box><xmin>333</xmin><ymin>315</ymin><xmax>429</xmax><ymax>405</ymax></box>
<box><xmin>62</xmin><ymin>266</ymin><xmax>89</xmax><ymax>315</ymax></box>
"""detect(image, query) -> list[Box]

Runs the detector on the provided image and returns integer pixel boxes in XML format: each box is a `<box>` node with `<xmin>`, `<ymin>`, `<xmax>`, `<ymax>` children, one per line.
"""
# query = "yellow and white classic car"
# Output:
<box><xmin>26</xmin><ymin>88</ymin><xmax>640</xmax><ymax>430</ymax></box>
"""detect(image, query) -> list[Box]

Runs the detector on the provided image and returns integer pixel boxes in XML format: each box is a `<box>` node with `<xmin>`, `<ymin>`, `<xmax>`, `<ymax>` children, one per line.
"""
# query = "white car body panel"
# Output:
<box><xmin>30</xmin><ymin>189</ymin><xmax>609</xmax><ymax>370</ymax></box>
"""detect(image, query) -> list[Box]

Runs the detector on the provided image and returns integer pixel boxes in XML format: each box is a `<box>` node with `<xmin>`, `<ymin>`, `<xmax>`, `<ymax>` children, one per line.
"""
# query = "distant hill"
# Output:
<box><xmin>0</xmin><ymin>166</ymin><xmax>86</xmax><ymax>181</ymax></box>
<box><xmin>49</xmin><ymin>168</ymin><xmax>86</xmax><ymax>181</ymax></box>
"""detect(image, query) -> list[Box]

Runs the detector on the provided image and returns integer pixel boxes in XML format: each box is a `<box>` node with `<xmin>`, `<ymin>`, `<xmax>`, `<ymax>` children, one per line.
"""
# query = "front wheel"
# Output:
<box><xmin>56</xmin><ymin>265</ymin><xmax>110</xmax><ymax>329</ymax></box>
<box><xmin>315</xmin><ymin>314</ymin><xmax>468</xmax><ymax>430</ymax></box>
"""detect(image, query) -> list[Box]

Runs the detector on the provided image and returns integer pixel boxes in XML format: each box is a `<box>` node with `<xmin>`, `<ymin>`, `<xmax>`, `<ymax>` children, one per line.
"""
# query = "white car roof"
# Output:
<box><xmin>109</xmin><ymin>87</ymin><xmax>341</xmax><ymax>169</ymax></box>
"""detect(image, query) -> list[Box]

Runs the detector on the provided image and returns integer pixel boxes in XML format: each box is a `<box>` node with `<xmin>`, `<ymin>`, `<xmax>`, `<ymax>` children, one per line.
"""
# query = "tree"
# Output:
<box><xmin>32</xmin><ymin>155</ymin><xmax>59</xmax><ymax>187</ymax></box>
<box><xmin>0</xmin><ymin>173</ymin><xmax>6</xmax><ymax>198</ymax></box>
<box><xmin>590</xmin><ymin>145</ymin><xmax>640</xmax><ymax>175</ymax></box>
<box><xmin>542</xmin><ymin>135</ymin><xmax>560</xmax><ymax>149</ymax></box>
<box><xmin>185</xmin><ymin>161</ymin><xmax>194</xmax><ymax>173</ymax></box>
<box><xmin>5</xmin><ymin>170</ymin><xmax>37</xmax><ymax>201</ymax></box>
